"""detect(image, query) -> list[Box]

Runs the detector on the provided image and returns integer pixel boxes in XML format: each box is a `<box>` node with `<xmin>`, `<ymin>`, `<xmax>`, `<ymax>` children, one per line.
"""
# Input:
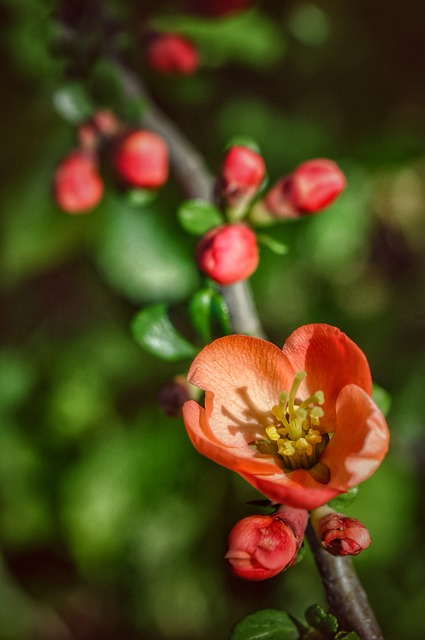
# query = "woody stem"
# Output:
<box><xmin>108</xmin><ymin>47</ymin><xmax>383</xmax><ymax>640</ymax></box>
<box><xmin>306</xmin><ymin>523</ymin><xmax>384</xmax><ymax>639</ymax></box>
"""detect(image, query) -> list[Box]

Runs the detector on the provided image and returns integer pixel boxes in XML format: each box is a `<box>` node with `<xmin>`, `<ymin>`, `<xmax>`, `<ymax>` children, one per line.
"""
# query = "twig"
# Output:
<box><xmin>108</xmin><ymin>49</ymin><xmax>383</xmax><ymax>640</ymax></box>
<box><xmin>306</xmin><ymin>524</ymin><xmax>384</xmax><ymax>639</ymax></box>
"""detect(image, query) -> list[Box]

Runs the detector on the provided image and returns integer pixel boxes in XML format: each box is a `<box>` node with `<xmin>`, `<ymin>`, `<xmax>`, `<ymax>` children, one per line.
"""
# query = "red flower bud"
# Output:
<box><xmin>147</xmin><ymin>34</ymin><xmax>199</xmax><ymax>75</ymax></box>
<box><xmin>196</xmin><ymin>224</ymin><xmax>259</xmax><ymax>285</ymax></box>
<box><xmin>225</xmin><ymin>506</ymin><xmax>308</xmax><ymax>581</ymax></box>
<box><xmin>114</xmin><ymin>130</ymin><xmax>169</xmax><ymax>189</ymax></box>
<box><xmin>219</xmin><ymin>146</ymin><xmax>266</xmax><ymax>207</ymax></box>
<box><xmin>54</xmin><ymin>151</ymin><xmax>103</xmax><ymax>214</ymax></box>
<box><xmin>264</xmin><ymin>159</ymin><xmax>346</xmax><ymax>218</ymax></box>
<box><xmin>311</xmin><ymin>507</ymin><xmax>371</xmax><ymax>557</ymax></box>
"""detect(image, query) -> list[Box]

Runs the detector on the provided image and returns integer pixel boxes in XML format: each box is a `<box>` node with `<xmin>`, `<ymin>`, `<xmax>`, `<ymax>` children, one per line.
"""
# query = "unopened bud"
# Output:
<box><xmin>219</xmin><ymin>146</ymin><xmax>266</xmax><ymax>213</ymax></box>
<box><xmin>311</xmin><ymin>506</ymin><xmax>371</xmax><ymax>557</ymax></box>
<box><xmin>54</xmin><ymin>151</ymin><xmax>103</xmax><ymax>214</ymax></box>
<box><xmin>262</xmin><ymin>158</ymin><xmax>346</xmax><ymax>219</ymax></box>
<box><xmin>114</xmin><ymin>130</ymin><xmax>169</xmax><ymax>189</ymax></box>
<box><xmin>147</xmin><ymin>34</ymin><xmax>199</xmax><ymax>75</ymax></box>
<box><xmin>196</xmin><ymin>224</ymin><xmax>259</xmax><ymax>285</ymax></box>
<box><xmin>77</xmin><ymin>110</ymin><xmax>121</xmax><ymax>151</ymax></box>
<box><xmin>226</xmin><ymin>506</ymin><xmax>308</xmax><ymax>581</ymax></box>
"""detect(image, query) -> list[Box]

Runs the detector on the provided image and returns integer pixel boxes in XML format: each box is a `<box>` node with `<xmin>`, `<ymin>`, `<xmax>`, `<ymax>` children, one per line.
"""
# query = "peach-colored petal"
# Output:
<box><xmin>187</xmin><ymin>335</ymin><xmax>295</xmax><ymax>447</ymax></box>
<box><xmin>240</xmin><ymin>469</ymin><xmax>340</xmax><ymax>510</ymax></box>
<box><xmin>183</xmin><ymin>400</ymin><xmax>278</xmax><ymax>476</ymax></box>
<box><xmin>282</xmin><ymin>325</ymin><xmax>372</xmax><ymax>427</ymax></box>
<box><xmin>320</xmin><ymin>384</ymin><xmax>390</xmax><ymax>489</ymax></box>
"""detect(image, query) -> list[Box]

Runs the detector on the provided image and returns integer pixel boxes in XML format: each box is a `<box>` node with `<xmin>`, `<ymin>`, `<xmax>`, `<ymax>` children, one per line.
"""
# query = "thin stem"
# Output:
<box><xmin>108</xmin><ymin>49</ymin><xmax>383</xmax><ymax>640</ymax></box>
<box><xmin>306</xmin><ymin>524</ymin><xmax>384</xmax><ymax>640</ymax></box>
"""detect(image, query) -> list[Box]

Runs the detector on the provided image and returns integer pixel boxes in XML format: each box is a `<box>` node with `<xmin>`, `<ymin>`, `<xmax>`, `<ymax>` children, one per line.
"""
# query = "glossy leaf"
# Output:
<box><xmin>52</xmin><ymin>83</ymin><xmax>94</xmax><ymax>124</ymax></box>
<box><xmin>211</xmin><ymin>292</ymin><xmax>232</xmax><ymax>335</ymax></box>
<box><xmin>231</xmin><ymin>609</ymin><xmax>299</xmax><ymax>640</ymax></box>
<box><xmin>328</xmin><ymin>486</ymin><xmax>359</xmax><ymax>511</ymax></box>
<box><xmin>177</xmin><ymin>199</ymin><xmax>223</xmax><ymax>235</ymax></box>
<box><xmin>131</xmin><ymin>304</ymin><xmax>198</xmax><ymax>362</ymax></box>
<box><xmin>189</xmin><ymin>288</ymin><xmax>214</xmax><ymax>342</ymax></box>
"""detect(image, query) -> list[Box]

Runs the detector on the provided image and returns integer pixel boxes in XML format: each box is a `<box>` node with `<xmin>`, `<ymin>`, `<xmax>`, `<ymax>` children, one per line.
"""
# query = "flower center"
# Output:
<box><xmin>254</xmin><ymin>371</ymin><xmax>329</xmax><ymax>473</ymax></box>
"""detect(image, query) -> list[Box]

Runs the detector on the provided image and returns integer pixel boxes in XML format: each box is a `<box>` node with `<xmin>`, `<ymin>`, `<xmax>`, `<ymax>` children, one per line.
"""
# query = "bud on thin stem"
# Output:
<box><xmin>311</xmin><ymin>505</ymin><xmax>371</xmax><ymax>557</ymax></box>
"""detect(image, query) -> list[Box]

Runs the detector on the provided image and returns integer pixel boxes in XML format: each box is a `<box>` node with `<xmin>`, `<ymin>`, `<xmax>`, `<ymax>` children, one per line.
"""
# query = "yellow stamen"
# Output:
<box><xmin>258</xmin><ymin>371</ymin><xmax>329</xmax><ymax>472</ymax></box>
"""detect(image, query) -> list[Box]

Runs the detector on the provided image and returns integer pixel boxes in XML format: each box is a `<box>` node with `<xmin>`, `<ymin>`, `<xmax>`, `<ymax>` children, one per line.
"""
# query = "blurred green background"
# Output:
<box><xmin>0</xmin><ymin>1</ymin><xmax>424</xmax><ymax>638</ymax></box>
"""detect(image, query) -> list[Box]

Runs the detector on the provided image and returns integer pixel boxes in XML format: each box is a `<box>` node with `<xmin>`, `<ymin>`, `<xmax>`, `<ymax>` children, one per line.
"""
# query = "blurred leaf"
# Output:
<box><xmin>372</xmin><ymin>384</ymin><xmax>392</xmax><ymax>417</ymax></box>
<box><xmin>288</xmin><ymin>4</ymin><xmax>331</xmax><ymax>47</ymax></box>
<box><xmin>0</xmin><ymin>136</ymin><xmax>84</xmax><ymax>286</ymax></box>
<box><xmin>177</xmin><ymin>199</ymin><xmax>223</xmax><ymax>235</ymax></box>
<box><xmin>189</xmin><ymin>288</ymin><xmax>214</xmax><ymax>341</ymax></box>
<box><xmin>257</xmin><ymin>233</ymin><xmax>289</xmax><ymax>255</ymax></box>
<box><xmin>127</xmin><ymin>188</ymin><xmax>158</xmax><ymax>206</ymax></box>
<box><xmin>231</xmin><ymin>609</ymin><xmax>299</xmax><ymax>640</ymax></box>
<box><xmin>132</xmin><ymin>304</ymin><xmax>197</xmax><ymax>361</ymax></box>
<box><xmin>0</xmin><ymin>351</ymin><xmax>35</xmax><ymax>413</ymax></box>
<box><xmin>151</xmin><ymin>10</ymin><xmax>285</xmax><ymax>68</ymax></box>
<box><xmin>211</xmin><ymin>291</ymin><xmax>232</xmax><ymax>335</ymax></box>
<box><xmin>94</xmin><ymin>194</ymin><xmax>198</xmax><ymax>303</ymax></box>
<box><xmin>52</xmin><ymin>83</ymin><xmax>94</xmax><ymax>124</ymax></box>
<box><xmin>328</xmin><ymin>486</ymin><xmax>359</xmax><ymax>511</ymax></box>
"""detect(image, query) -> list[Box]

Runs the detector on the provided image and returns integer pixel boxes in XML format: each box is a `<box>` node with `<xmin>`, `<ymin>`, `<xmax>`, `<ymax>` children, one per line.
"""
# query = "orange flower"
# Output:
<box><xmin>182</xmin><ymin>324</ymin><xmax>389</xmax><ymax>510</ymax></box>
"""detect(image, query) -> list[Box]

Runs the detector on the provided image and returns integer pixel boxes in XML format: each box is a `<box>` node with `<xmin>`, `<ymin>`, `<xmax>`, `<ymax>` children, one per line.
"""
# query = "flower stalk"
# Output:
<box><xmin>104</xmin><ymin>42</ymin><xmax>385</xmax><ymax>640</ymax></box>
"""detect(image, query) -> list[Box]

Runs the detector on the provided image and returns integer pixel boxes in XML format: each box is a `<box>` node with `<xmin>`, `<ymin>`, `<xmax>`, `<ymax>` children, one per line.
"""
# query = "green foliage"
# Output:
<box><xmin>231</xmin><ymin>609</ymin><xmax>299</xmax><ymax>640</ymax></box>
<box><xmin>151</xmin><ymin>9</ymin><xmax>285</xmax><ymax>68</ymax></box>
<box><xmin>94</xmin><ymin>194</ymin><xmax>199</xmax><ymax>303</ymax></box>
<box><xmin>372</xmin><ymin>384</ymin><xmax>392</xmax><ymax>417</ymax></box>
<box><xmin>131</xmin><ymin>304</ymin><xmax>198</xmax><ymax>361</ymax></box>
<box><xmin>328</xmin><ymin>487</ymin><xmax>359</xmax><ymax>511</ymax></box>
<box><xmin>177</xmin><ymin>199</ymin><xmax>223</xmax><ymax>235</ymax></box>
<box><xmin>257</xmin><ymin>233</ymin><xmax>289</xmax><ymax>256</ymax></box>
<box><xmin>52</xmin><ymin>83</ymin><xmax>94</xmax><ymax>124</ymax></box>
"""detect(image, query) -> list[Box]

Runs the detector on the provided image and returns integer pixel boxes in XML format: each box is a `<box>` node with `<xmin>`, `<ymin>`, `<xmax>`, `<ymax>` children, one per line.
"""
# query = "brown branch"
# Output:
<box><xmin>109</xmin><ymin>51</ymin><xmax>383</xmax><ymax>640</ymax></box>
<box><xmin>306</xmin><ymin>524</ymin><xmax>384</xmax><ymax>639</ymax></box>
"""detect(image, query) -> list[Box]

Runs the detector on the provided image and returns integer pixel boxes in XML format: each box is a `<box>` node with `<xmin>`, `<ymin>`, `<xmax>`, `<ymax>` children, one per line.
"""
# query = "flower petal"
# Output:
<box><xmin>240</xmin><ymin>469</ymin><xmax>340</xmax><ymax>510</ymax></box>
<box><xmin>320</xmin><ymin>384</ymin><xmax>390</xmax><ymax>489</ymax></box>
<box><xmin>183</xmin><ymin>400</ymin><xmax>278</xmax><ymax>476</ymax></box>
<box><xmin>282</xmin><ymin>324</ymin><xmax>372</xmax><ymax>427</ymax></box>
<box><xmin>187</xmin><ymin>335</ymin><xmax>295</xmax><ymax>447</ymax></box>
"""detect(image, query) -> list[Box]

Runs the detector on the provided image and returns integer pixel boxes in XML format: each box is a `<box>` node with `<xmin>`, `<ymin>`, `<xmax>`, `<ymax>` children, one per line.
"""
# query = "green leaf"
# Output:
<box><xmin>231</xmin><ymin>609</ymin><xmax>299</xmax><ymax>640</ymax></box>
<box><xmin>52</xmin><ymin>83</ymin><xmax>94</xmax><ymax>124</ymax></box>
<box><xmin>189</xmin><ymin>288</ymin><xmax>214</xmax><ymax>342</ymax></box>
<box><xmin>304</xmin><ymin>604</ymin><xmax>326</xmax><ymax>629</ymax></box>
<box><xmin>257</xmin><ymin>234</ymin><xmax>289</xmax><ymax>255</ymax></box>
<box><xmin>335</xmin><ymin>633</ymin><xmax>360</xmax><ymax>640</ymax></box>
<box><xmin>177</xmin><ymin>199</ymin><xmax>223</xmax><ymax>235</ymax></box>
<box><xmin>372</xmin><ymin>383</ymin><xmax>392</xmax><ymax>417</ymax></box>
<box><xmin>328</xmin><ymin>486</ymin><xmax>359</xmax><ymax>511</ymax></box>
<box><xmin>94</xmin><ymin>194</ymin><xmax>198</xmax><ymax>304</ymax></box>
<box><xmin>212</xmin><ymin>292</ymin><xmax>232</xmax><ymax>335</ymax></box>
<box><xmin>131</xmin><ymin>304</ymin><xmax>197</xmax><ymax>362</ymax></box>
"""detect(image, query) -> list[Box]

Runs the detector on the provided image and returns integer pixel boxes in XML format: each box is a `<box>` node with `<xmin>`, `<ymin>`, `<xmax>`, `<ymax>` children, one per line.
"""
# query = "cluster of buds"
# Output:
<box><xmin>195</xmin><ymin>145</ymin><xmax>346</xmax><ymax>286</ymax></box>
<box><xmin>252</xmin><ymin>158</ymin><xmax>346</xmax><ymax>223</ymax></box>
<box><xmin>53</xmin><ymin>110</ymin><xmax>169</xmax><ymax>214</ymax></box>
<box><xmin>226</xmin><ymin>504</ymin><xmax>371</xmax><ymax>581</ymax></box>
